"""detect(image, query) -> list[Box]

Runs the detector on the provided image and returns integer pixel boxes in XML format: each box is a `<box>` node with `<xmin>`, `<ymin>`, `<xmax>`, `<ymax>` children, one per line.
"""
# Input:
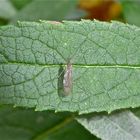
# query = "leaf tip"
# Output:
<box><xmin>13</xmin><ymin>104</ymin><xmax>17</xmax><ymax>108</ymax></box>
<box><xmin>16</xmin><ymin>21</ymin><xmax>20</xmax><ymax>27</ymax></box>
<box><xmin>39</xmin><ymin>20</ymin><xmax>47</xmax><ymax>23</ymax></box>
<box><xmin>35</xmin><ymin>108</ymin><xmax>39</xmax><ymax>111</ymax></box>
<box><xmin>55</xmin><ymin>110</ymin><xmax>59</xmax><ymax>113</ymax></box>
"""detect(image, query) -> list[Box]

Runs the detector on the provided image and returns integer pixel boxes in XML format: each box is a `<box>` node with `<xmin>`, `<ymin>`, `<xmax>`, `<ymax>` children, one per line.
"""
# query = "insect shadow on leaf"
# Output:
<box><xmin>58</xmin><ymin>64</ymin><xmax>65</xmax><ymax>97</ymax></box>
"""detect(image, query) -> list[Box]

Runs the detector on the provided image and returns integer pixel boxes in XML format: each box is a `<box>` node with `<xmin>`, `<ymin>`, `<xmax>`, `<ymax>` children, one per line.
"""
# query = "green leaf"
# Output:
<box><xmin>10</xmin><ymin>0</ymin><xmax>33</xmax><ymax>10</ymax></box>
<box><xmin>0</xmin><ymin>0</ymin><xmax>17</xmax><ymax>20</ymax></box>
<box><xmin>11</xmin><ymin>0</ymin><xmax>78</xmax><ymax>23</ymax></box>
<box><xmin>120</xmin><ymin>0</ymin><xmax>140</xmax><ymax>26</ymax></box>
<box><xmin>0</xmin><ymin>20</ymin><xmax>140</xmax><ymax>114</ymax></box>
<box><xmin>0</xmin><ymin>106</ymin><xmax>97</xmax><ymax>140</ymax></box>
<box><xmin>77</xmin><ymin>110</ymin><xmax>140</xmax><ymax>140</ymax></box>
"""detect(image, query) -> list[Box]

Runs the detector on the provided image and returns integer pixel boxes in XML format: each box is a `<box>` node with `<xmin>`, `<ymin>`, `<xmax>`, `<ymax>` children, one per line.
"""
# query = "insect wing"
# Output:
<box><xmin>63</xmin><ymin>63</ymin><xmax>72</xmax><ymax>95</ymax></box>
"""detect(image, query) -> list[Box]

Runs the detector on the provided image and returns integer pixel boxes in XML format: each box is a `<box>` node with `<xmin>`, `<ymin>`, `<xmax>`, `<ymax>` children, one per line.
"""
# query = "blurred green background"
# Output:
<box><xmin>1</xmin><ymin>0</ymin><xmax>140</xmax><ymax>26</ymax></box>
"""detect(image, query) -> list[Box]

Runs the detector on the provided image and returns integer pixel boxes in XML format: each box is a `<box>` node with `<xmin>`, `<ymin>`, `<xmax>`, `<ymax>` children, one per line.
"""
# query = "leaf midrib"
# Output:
<box><xmin>1</xmin><ymin>62</ymin><xmax>140</xmax><ymax>69</ymax></box>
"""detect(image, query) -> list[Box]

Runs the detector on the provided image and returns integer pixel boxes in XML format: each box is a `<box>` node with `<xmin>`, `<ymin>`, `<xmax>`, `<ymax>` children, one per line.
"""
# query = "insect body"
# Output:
<box><xmin>63</xmin><ymin>62</ymin><xmax>72</xmax><ymax>95</ymax></box>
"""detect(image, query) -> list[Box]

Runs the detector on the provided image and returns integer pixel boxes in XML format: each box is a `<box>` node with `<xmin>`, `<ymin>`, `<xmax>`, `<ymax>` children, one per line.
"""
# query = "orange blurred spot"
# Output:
<box><xmin>108</xmin><ymin>2</ymin><xmax>122</xmax><ymax>20</ymax></box>
<box><xmin>79</xmin><ymin>0</ymin><xmax>122</xmax><ymax>21</ymax></box>
<box><xmin>80</xmin><ymin>0</ymin><xmax>103</xmax><ymax>9</ymax></box>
